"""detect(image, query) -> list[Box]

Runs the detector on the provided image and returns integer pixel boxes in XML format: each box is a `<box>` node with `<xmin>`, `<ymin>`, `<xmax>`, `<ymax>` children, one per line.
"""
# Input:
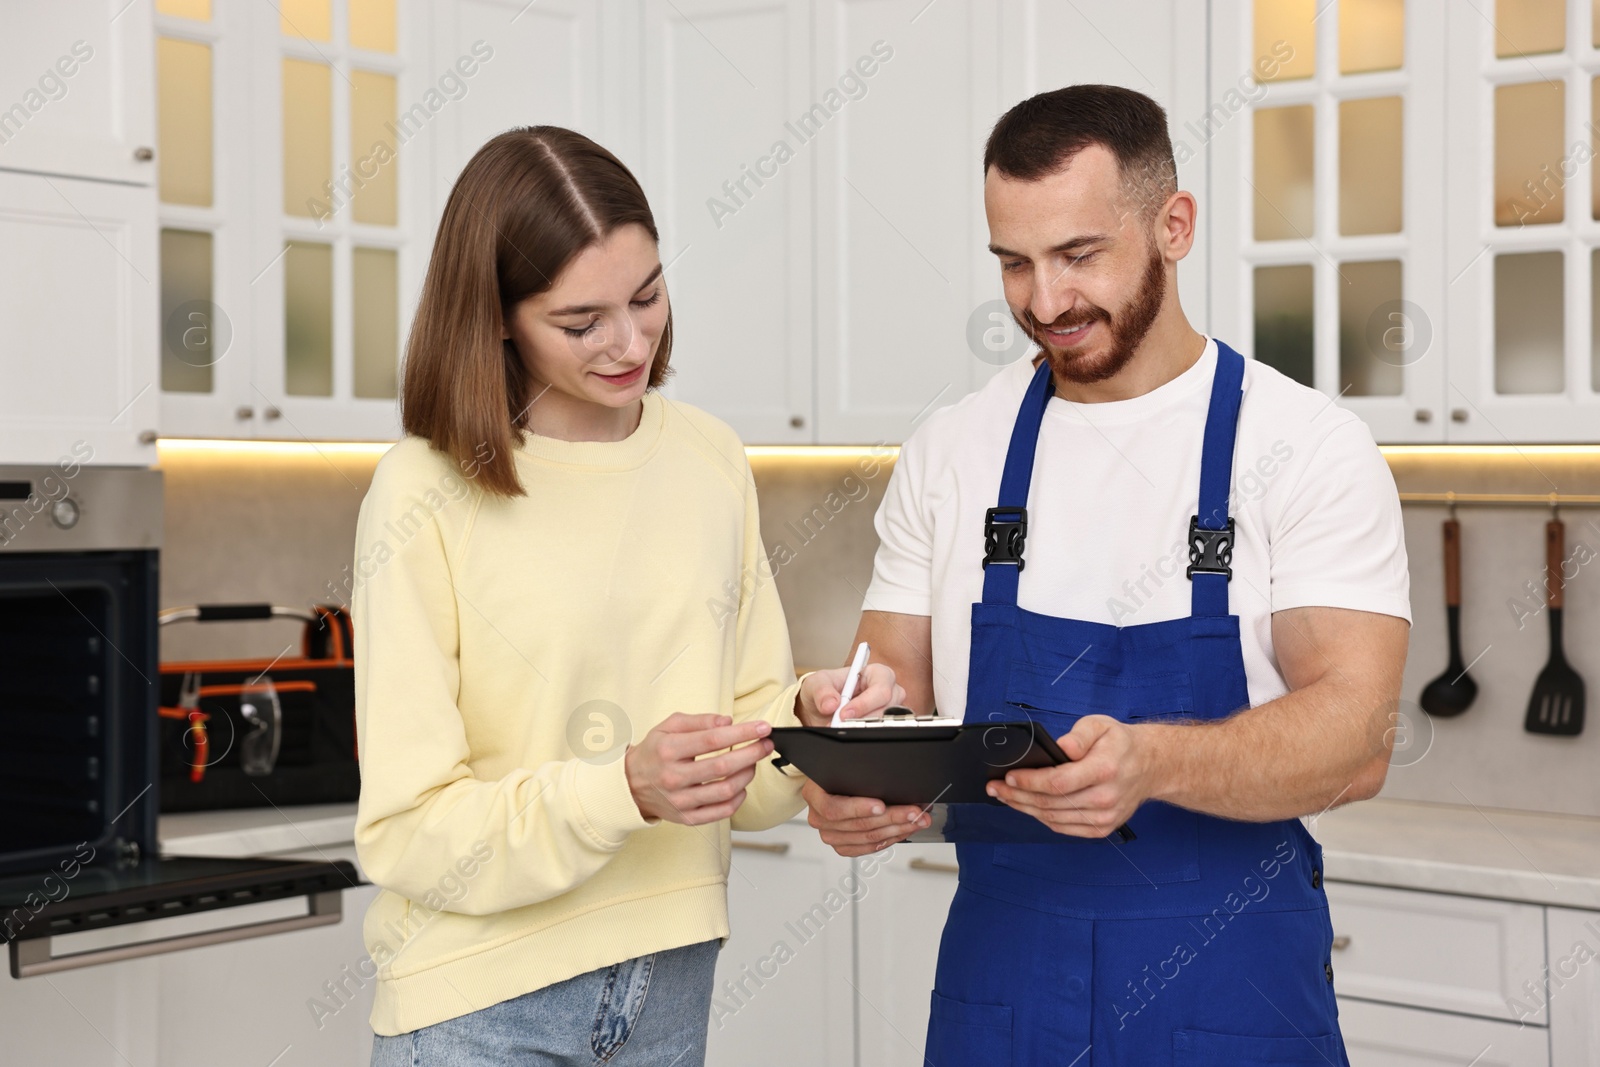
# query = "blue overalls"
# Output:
<box><xmin>925</xmin><ymin>342</ymin><xmax>1350</xmax><ymax>1066</ymax></box>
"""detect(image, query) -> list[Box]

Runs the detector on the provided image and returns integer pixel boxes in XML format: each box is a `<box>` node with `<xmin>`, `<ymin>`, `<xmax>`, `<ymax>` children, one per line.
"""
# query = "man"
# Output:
<box><xmin>802</xmin><ymin>85</ymin><xmax>1411</xmax><ymax>1065</ymax></box>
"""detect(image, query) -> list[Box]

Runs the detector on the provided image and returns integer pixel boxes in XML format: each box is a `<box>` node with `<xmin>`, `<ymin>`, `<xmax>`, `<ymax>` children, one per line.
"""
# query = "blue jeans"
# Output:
<box><xmin>370</xmin><ymin>939</ymin><xmax>720</xmax><ymax>1066</ymax></box>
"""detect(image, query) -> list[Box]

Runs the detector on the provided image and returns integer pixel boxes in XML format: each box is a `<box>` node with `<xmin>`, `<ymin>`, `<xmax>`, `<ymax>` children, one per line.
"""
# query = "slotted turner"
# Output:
<box><xmin>1524</xmin><ymin>518</ymin><xmax>1585</xmax><ymax>737</ymax></box>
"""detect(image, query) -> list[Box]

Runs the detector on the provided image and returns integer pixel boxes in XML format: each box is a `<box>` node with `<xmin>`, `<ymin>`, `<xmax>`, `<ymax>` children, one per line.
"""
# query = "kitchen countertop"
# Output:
<box><xmin>1309</xmin><ymin>796</ymin><xmax>1600</xmax><ymax>910</ymax></box>
<box><xmin>160</xmin><ymin>797</ymin><xmax>1600</xmax><ymax>911</ymax></box>
<box><xmin>161</xmin><ymin>802</ymin><xmax>361</xmax><ymax>857</ymax></box>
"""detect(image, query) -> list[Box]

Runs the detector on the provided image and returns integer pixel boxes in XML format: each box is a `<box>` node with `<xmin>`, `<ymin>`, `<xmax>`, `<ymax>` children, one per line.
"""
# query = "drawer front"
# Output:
<box><xmin>1325</xmin><ymin>881</ymin><xmax>1546</xmax><ymax>1024</ymax></box>
<box><xmin>1337</xmin><ymin>999</ymin><xmax>1550</xmax><ymax>1067</ymax></box>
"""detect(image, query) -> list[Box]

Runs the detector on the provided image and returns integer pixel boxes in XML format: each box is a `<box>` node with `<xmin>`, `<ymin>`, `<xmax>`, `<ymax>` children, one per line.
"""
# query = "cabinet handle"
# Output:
<box><xmin>133</xmin><ymin>146</ymin><xmax>154</xmax><ymax>162</ymax></box>
<box><xmin>732</xmin><ymin>840</ymin><xmax>790</xmax><ymax>855</ymax></box>
<box><xmin>1450</xmin><ymin>408</ymin><xmax>1468</xmax><ymax>423</ymax></box>
<box><xmin>1331</xmin><ymin>934</ymin><xmax>1351</xmax><ymax>951</ymax></box>
<box><xmin>909</xmin><ymin>857</ymin><xmax>958</xmax><ymax>875</ymax></box>
<box><xmin>138</xmin><ymin>430</ymin><xmax>158</xmax><ymax>445</ymax></box>
<box><xmin>264</xmin><ymin>406</ymin><xmax>282</xmax><ymax>420</ymax></box>
<box><xmin>235</xmin><ymin>405</ymin><xmax>255</xmax><ymax>421</ymax></box>
<box><xmin>1414</xmin><ymin>409</ymin><xmax>1433</xmax><ymax>423</ymax></box>
<box><xmin>789</xmin><ymin>415</ymin><xmax>806</xmax><ymax>429</ymax></box>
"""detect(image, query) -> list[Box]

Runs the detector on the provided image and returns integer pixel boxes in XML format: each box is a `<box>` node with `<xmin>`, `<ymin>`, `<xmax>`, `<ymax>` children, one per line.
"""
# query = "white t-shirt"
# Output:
<box><xmin>862</xmin><ymin>337</ymin><xmax>1413</xmax><ymax>719</ymax></box>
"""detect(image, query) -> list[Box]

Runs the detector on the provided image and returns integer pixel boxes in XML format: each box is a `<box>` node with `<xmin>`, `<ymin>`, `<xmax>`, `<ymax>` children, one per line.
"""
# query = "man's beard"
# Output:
<box><xmin>1024</xmin><ymin>246</ymin><xmax>1167</xmax><ymax>386</ymax></box>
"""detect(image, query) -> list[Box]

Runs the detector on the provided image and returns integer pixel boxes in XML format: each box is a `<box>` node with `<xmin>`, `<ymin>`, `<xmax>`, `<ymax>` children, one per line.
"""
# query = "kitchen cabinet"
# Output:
<box><xmin>1209</xmin><ymin>0</ymin><xmax>1600</xmax><ymax>443</ymax></box>
<box><xmin>0</xmin><ymin>954</ymin><xmax>161</xmax><ymax>1067</ymax></box>
<box><xmin>0</xmin><ymin>0</ymin><xmax>156</xmax><ymax>186</ymax></box>
<box><xmin>154</xmin><ymin>844</ymin><xmax>380</xmax><ymax>1067</ymax></box>
<box><xmin>640</xmin><ymin>0</ymin><xmax>815</xmax><ymax>445</ymax></box>
<box><xmin>1546</xmin><ymin>907</ymin><xmax>1600</xmax><ymax>1067</ymax></box>
<box><xmin>1322</xmin><ymin>880</ymin><xmax>1547</xmax><ymax>1024</ymax></box>
<box><xmin>0</xmin><ymin>168</ymin><xmax>159</xmax><ymax>466</ymax></box>
<box><xmin>0</xmin><ymin>0</ymin><xmax>160</xmax><ymax>469</ymax></box>
<box><xmin>1335</xmin><ymin>999</ymin><xmax>1551</xmax><ymax>1066</ymax></box>
<box><xmin>708</xmin><ymin>821</ymin><xmax>856</xmax><ymax>1067</ymax></box>
<box><xmin>853</xmin><ymin>842</ymin><xmax>960</xmax><ymax>1067</ymax></box>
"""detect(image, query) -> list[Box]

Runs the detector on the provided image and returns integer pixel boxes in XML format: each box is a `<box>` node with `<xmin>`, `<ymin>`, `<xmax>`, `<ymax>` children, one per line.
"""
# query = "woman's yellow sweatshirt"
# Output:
<box><xmin>351</xmin><ymin>393</ymin><xmax>807</xmax><ymax>1036</ymax></box>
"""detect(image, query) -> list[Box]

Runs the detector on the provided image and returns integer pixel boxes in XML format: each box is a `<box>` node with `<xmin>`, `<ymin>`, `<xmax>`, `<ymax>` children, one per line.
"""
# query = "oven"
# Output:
<box><xmin>0</xmin><ymin>464</ymin><xmax>357</xmax><ymax>978</ymax></box>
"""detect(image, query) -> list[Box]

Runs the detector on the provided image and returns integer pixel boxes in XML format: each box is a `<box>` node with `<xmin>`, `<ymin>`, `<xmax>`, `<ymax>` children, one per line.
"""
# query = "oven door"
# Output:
<box><xmin>0</xmin><ymin>548</ymin><xmax>160</xmax><ymax>877</ymax></box>
<box><xmin>1</xmin><ymin>852</ymin><xmax>360</xmax><ymax>977</ymax></box>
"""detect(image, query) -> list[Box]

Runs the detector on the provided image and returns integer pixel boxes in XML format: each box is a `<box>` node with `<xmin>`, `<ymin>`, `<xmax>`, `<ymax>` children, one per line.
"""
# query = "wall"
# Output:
<box><xmin>156</xmin><ymin>442</ymin><xmax>1600</xmax><ymax>819</ymax></box>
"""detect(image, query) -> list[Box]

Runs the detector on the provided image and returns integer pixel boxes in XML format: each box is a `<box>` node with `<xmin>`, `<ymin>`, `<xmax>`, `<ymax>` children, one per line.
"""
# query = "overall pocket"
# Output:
<box><xmin>988</xmin><ymin>660</ymin><xmax>1201</xmax><ymax>886</ymax></box>
<box><xmin>925</xmin><ymin>990</ymin><xmax>1013</xmax><ymax>1067</ymax></box>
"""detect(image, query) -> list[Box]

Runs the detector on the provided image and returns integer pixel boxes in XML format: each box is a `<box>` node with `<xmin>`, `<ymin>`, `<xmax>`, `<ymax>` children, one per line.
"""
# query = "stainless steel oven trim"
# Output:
<box><xmin>0</xmin><ymin>465</ymin><xmax>161</xmax><ymax>553</ymax></box>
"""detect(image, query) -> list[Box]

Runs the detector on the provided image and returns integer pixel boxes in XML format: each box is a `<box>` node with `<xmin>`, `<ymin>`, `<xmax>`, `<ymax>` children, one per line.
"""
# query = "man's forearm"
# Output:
<box><xmin>1137</xmin><ymin>681</ymin><xmax>1391</xmax><ymax>822</ymax></box>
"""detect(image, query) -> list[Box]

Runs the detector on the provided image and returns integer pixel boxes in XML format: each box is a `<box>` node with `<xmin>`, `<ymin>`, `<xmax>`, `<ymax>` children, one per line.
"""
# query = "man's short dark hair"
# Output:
<box><xmin>983</xmin><ymin>84</ymin><xmax>1178</xmax><ymax>217</ymax></box>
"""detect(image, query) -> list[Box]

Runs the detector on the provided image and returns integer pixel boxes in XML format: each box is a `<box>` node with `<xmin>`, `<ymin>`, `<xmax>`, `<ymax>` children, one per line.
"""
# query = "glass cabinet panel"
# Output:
<box><xmin>352</xmin><ymin>248</ymin><xmax>399</xmax><ymax>399</ymax></box>
<box><xmin>157</xmin><ymin>38</ymin><xmax>213</xmax><ymax>207</ymax></box>
<box><xmin>1254</xmin><ymin>264</ymin><xmax>1315</xmax><ymax>387</ymax></box>
<box><xmin>283</xmin><ymin>59</ymin><xmax>333</xmax><ymax>218</ymax></box>
<box><xmin>1340</xmin><ymin>0</ymin><xmax>1404</xmax><ymax>73</ymax></box>
<box><xmin>159</xmin><ymin>229</ymin><xmax>216</xmax><ymax>394</ymax></box>
<box><xmin>1496</xmin><ymin>0</ymin><xmax>1565</xmax><ymax>58</ymax></box>
<box><xmin>1494</xmin><ymin>251</ymin><xmax>1564</xmax><ymax>394</ymax></box>
<box><xmin>1495</xmin><ymin>81</ymin><xmax>1565</xmax><ymax>226</ymax></box>
<box><xmin>280</xmin><ymin>0</ymin><xmax>333</xmax><ymax>41</ymax></box>
<box><xmin>284</xmin><ymin>241</ymin><xmax>334</xmax><ymax>397</ymax></box>
<box><xmin>350</xmin><ymin>71</ymin><xmax>398</xmax><ymax>226</ymax></box>
<box><xmin>1339</xmin><ymin>96</ymin><xmax>1403</xmax><ymax>235</ymax></box>
<box><xmin>351</xmin><ymin>0</ymin><xmax>398</xmax><ymax>53</ymax></box>
<box><xmin>1254</xmin><ymin>0</ymin><xmax>1316</xmax><ymax>81</ymax></box>
<box><xmin>1254</xmin><ymin>106</ymin><xmax>1315</xmax><ymax>240</ymax></box>
<box><xmin>1338</xmin><ymin>259</ymin><xmax>1404</xmax><ymax>397</ymax></box>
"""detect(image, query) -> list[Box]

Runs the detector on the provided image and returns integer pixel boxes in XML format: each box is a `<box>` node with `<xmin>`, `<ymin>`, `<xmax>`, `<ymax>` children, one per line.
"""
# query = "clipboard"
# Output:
<box><xmin>770</xmin><ymin>720</ymin><xmax>1134</xmax><ymax>842</ymax></box>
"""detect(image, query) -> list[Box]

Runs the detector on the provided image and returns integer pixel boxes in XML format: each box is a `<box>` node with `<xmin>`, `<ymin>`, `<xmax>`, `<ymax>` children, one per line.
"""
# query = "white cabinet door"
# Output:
<box><xmin>155</xmin><ymin>843</ymin><xmax>380</xmax><ymax>1067</ymax></box>
<box><xmin>854</xmin><ymin>844</ymin><xmax>960</xmax><ymax>1067</ymax></box>
<box><xmin>812</xmin><ymin>0</ymin><xmax>1000</xmax><ymax>445</ymax></box>
<box><xmin>0</xmin><ymin>958</ymin><xmax>161</xmax><ymax>1067</ymax></box>
<box><xmin>1324</xmin><ymin>881</ymin><xmax>1547</xmax><ymax>1024</ymax></box>
<box><xmin>1208</xmin><ymin>0</ymin><xmax>1450</xmax><ymax>443</ymax></box>
<box><xmin>640</xmin><ymin>0</ymin><xmax>814</xmax><ymax>445</ymax></box>
<box><xmin>1336</xmin><ymin>998</ymin><xmax>1549</xmax><ymax>1066</ymax></box>
<box><xmin>999</xmin><ymin>0</ymin><xmax>1211</xmax><ymax>368</ymax></box>
<box><xmin>707</xmin><ymin>822</ymin><xmax>855</xmax><ymax>1067</ymax></box>
<box><xmin>0</xmin><ymin>0</ymin><xmax>155</xmax><ymax>186</ymax></box>
<box><xmin>0</xmin><ymin>169</ymin><xmax>159</xmax><ymax>466</ymax></box>
<box><xmin>1547</xmin><ymin>908</ymin><xmax>1600</xmax><ymax>1067</ymax></box>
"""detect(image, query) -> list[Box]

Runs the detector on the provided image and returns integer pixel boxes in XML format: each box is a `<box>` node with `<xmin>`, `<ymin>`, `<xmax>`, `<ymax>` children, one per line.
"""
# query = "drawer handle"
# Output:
<box><xmin>732</xmin><ymin>840</ymin><xmax>790</xmax><ymax>855</ymax></box>
<box><xmin>1331</xmin><ymin>934</ymin><xmax>1351</xmax><ymax>951</ymax></box>
<box><xmin>910</xmin><ymin>858</ymin><xmax>959</xmax><ymax>875</ymax></box>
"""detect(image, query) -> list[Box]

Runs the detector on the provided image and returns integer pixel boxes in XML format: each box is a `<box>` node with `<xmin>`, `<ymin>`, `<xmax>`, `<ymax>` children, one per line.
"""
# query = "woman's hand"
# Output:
<box><xmin>795</xmin><ymin>663</ymin><xmax>905</xmax><ymax>728</ymax></box>
<box><xmin>624</xmin><ymin>713</ymin><xmax>774</xmax><ymax>825</ymax></box>
<box><xmin>801</xmin><ymin>778</ymin><xmax>931</xmax><ymax>856</ymax></box>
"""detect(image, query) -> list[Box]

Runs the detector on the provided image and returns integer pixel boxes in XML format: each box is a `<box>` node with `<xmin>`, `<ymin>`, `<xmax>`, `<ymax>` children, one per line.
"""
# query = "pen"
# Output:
<box><xmin>830</xmin><ymin>641</ymin><xmax>871</xmax><ymax>727</ymax></box>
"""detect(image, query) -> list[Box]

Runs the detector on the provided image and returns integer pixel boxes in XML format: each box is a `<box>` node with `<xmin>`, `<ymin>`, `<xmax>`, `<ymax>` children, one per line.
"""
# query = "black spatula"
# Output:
<box><xmin>1525</xmin><ymin>518</ymin><xmax>1585</xmax><ymax>736</ymax></box>
<box><xmin>1420</xmin><ymin>518</ymin><xmax>1477</xmax><ymax>717</ymax></box>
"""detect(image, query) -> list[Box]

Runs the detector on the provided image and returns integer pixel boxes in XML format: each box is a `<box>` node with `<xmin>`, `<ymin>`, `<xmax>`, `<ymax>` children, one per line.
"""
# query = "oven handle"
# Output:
<box><xmin>8</xmin><ymin>890</ymin><xmax>342</xmax><ymax>977</ymax></box>
<box><xmin>158</xmin><ymin>604</ymin><xmax>321</xmax><ymax>626</ymax></box>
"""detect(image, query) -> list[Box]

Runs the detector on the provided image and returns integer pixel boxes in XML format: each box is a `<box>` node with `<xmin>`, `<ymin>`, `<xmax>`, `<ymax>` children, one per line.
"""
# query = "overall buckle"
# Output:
<box><xmin>1186</xmin><ymin>516</ymin><xmax>1235</xmax><ymax>579</ymax></box>
<box><xmin>983</xmin><ymin>507</ymin><xmax>1028</xmax><ymax>569</ymax></box>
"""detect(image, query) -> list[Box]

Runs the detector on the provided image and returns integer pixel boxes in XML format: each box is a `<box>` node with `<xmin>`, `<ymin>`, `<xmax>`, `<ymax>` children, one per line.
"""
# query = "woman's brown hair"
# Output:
<box><xmin>401</xmin><ymin>126</ymin><xmax>673</xmax><ymax>497</ymax></box>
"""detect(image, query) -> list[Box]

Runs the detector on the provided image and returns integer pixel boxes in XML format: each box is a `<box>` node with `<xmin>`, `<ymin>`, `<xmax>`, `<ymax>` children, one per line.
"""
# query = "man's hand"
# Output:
<box><xmin>624</xmin><ymin>714</ymin><xmax>773</xmax><ymax>825</ymax></box>
<box><xmin>986</xmin><ymin>715</ymin><xmax>1153</xmax><ymax>838</ymax></box>
<box><xmin>801</xmin><ymin>778</ymin><xmax>931</xmax><ymax>856</ymax></box>
<box><xmin>795</xmin><ymin>663</ymin><xmax>905</xmax><ymax>728</ymax></box>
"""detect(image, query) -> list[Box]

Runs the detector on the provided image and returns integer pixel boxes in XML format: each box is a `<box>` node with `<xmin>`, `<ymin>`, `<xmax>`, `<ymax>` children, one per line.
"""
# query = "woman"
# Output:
<box><xmin>354</xmin><ymin>127</ymin><xmax>900</xmax><ymax>1066</ymax></box>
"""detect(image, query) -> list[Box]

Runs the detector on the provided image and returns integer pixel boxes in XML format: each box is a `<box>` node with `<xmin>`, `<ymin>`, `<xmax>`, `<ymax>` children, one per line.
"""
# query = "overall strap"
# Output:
<box><xmin>981</xmin><ymin>359</ymin><xmax>1054</xmax><ymax>605</ymax></box>
<box><xmin>1188</xmin><ymin>341</ymin><xmax>1246</xmax><ymax>617</ymax></box>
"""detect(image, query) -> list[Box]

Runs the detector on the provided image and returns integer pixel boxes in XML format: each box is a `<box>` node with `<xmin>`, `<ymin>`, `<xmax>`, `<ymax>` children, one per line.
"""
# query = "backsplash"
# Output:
<box><xmin>155</xmin><ymin>441</ymin><xmax>1600</xmax><ymax>819</ymax></box>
